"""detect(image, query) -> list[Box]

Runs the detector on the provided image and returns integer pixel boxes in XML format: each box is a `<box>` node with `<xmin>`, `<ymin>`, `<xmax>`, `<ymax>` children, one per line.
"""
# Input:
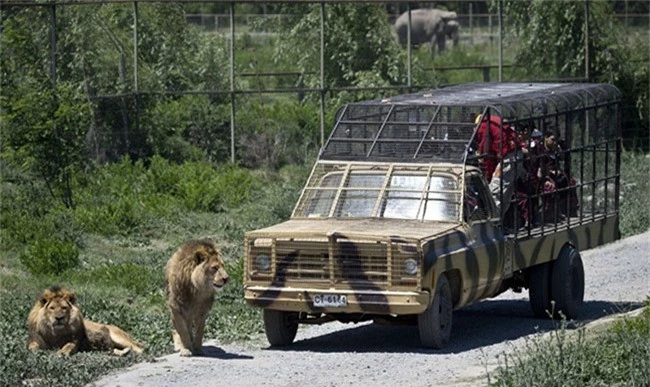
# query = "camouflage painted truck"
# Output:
<box><xmin>243</xmin><ymin>82</ymin><xmax>621</xmax><ymax>349</ymax></box>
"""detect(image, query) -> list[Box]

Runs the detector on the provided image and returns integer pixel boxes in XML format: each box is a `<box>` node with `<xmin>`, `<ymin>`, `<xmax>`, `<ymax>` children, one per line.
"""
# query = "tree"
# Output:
<box><xmin>2</xmin><ymin>82</ymin><xmax>90</xmax><ymax>209</ymax></box>
<box><xmin>1</xmin><ymin>3</ymin><xmax>232</xmax><ymax>165</ymax></box>
<box><xmin>271</xmin><ymin>4</ymin><xmax>407</xmax><ymax>94</ymax></box>
<box><xmin>500</xmin><ymin>0</ymin><xmax>648</xmax><ymax>146</ymax></box>
<box><xmin>501</xmin><ymin>0</ymin><xmax>624</xmax><ymax>79</ymax></box>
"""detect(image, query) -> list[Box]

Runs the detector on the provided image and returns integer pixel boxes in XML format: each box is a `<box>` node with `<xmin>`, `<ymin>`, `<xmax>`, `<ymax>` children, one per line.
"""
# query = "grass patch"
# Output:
<box><xmin>488</xmin><ymin>303</ymin><xmax>650</xmax><ymax>386</ymax></box>
<box><xmin>619</xmin><ymin>152</ymin><xmax>650</xmax><ymax>237</ymax></box>
<box><xmin>0</xmin><ymin>159</ymin><xmax>307</xmax><ymax>387</ymax></box>
<box><xmin>0</xmin><ymin>152</ymin><xmax>647</xmax><ymax>386</ymax></box>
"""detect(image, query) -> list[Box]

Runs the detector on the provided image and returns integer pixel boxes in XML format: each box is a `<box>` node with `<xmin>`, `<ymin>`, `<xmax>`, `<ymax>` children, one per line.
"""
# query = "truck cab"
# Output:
<box><xmin>243</xmin><ymin>82</ymin><xmax>621</xmax><ymax>348</ymax></box>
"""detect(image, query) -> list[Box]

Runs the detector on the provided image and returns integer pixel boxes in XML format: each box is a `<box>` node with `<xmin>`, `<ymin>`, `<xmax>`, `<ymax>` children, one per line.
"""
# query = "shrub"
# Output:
<box><xmin>20</xmin><ymin>237</ymin><xmax>80</xmax><ymax>275</ymax></box>
<box><xmin>619</xmin><ymin>152</ymin><xmax>650</xmax><ymax>237</ymax></box>
<box><xmin>488</xmin><ymin>304</ymin><xmax>650</xmax><ymax>386</ymax></box>
<box><xmin>67</xmin><ymin>262</ymin><xmax>162</xmax><ymax>297</ymax></box>
<box><xmin>236</xmin><ymin>98</ymin><xmax>320</xmax><ymax>169</ymax></box>
<box><xmin>148</xmin><ymin>157</ymin><xmax>256</xmax><ymax>212</ymax></box>
<box><xmin>140</xmin><ymin>95</ymin><xmax>230</xmax><ymax>164</ymax></box>
<box><xmin>1</xmin><ymin>82</ymin><xmax>90</xmax><ymax>209</ymax></box>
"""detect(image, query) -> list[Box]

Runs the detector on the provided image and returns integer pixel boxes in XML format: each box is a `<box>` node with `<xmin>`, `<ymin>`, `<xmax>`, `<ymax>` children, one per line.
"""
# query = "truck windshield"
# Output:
<box><xmin>295</xmin><ymin>164</ymin><xmax>461</xmax><ymax>222</ymax></box>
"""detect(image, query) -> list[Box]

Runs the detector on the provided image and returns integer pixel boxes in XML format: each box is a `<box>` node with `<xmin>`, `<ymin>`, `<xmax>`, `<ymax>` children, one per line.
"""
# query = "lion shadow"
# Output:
<box><xmin>194</xmin><ymin>345</ymin><xmax>253</xmax><ymax>360</ymax></box>
<box><xmin>266</xmin><ymin>299</ymin><xmax>644</xmax><ymax>355</ymax></box>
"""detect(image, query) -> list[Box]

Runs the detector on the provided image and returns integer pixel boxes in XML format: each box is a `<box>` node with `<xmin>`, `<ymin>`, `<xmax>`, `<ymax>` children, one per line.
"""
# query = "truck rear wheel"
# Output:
<box><xmin>418</xmin><ymin>275</ymin><xmax>452</xmax><ymax>349</ymax></box>
<box><xmin>529</xmin><ymin>261</ymin><xmax>553</xmax><ymax>318</ymax></box>
<box><xmin>551</xmin><ymin>246</ymin><xmax>584</xmax><ymax>319</ymax></box>
<box><xmin>263</xmin><ymin>309</ymin><xmax>299</xmax><ymax>347</ymax></box>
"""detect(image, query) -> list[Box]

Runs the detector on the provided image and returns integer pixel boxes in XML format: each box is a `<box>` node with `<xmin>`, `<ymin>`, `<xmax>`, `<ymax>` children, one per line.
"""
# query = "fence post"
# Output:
<box><xmin>133</xmin><ymin>1</ymin><xmax>139</xmax><ymax>157</ymax></box>
<box><xmin>319</xmin><ymin>2</ymin><xmax>326</xmax><ymax>147</ymax></box>
<box><xmin>407</xmin><ymin>3</ymin><xmax>412</xmax><ymax>91</ymax></box>
<box><xmin>584</xmin><ymin>0</ymin><xmax>590</xmax><ymax>81</ymax></box>
<box><xmin>469</xmin><ymin>3</ymin><xmax>473</xmax><ymax>45</ymax></box>
<box><xmin>49</xmin><ymin>5</ymin><xmax>57</xmax><ymax>85</ymax></box>
<box><xmin>133</xmin><ymin>2</ymin><xmax>138</xmax><ymax>93</ymax></box>
<box><xmin>230</xmin><ymin>2</ymin><xmax>236</xmax><ymax>164</ymax></box>
<box><xmin>498</xmin><ymin>0</ymin><xmax>503</xmax><ymax>82</ymax></box>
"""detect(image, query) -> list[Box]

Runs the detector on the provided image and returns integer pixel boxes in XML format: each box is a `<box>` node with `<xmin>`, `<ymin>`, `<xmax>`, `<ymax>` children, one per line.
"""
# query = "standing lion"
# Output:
<box><xmin>165</xmin><ymin>238</ymin><xmax>229</xmax><ymax>356</ymax></box>
<box><xmin>27</xmin><ymin>286</ymin><xmax>144</xmax><ymax>357</ymax></box>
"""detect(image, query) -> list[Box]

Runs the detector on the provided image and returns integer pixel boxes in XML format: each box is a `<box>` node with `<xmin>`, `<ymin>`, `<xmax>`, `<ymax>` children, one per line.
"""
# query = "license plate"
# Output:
<box><xmin>313</xmin><ymin>294</ymin><xmax>348</xmax><ymax>308</ymax></box>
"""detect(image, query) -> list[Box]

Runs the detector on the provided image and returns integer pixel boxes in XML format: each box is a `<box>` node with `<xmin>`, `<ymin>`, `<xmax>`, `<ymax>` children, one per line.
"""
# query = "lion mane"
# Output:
<box><xmin>165</xmin><ymin>238</ymin><xmax>229</xmax><ymax>356</ymax></box>
<box><xmin>27</xmin><ymin>286</ymin><xmax>144</xmax><ymax>357</ymax></box>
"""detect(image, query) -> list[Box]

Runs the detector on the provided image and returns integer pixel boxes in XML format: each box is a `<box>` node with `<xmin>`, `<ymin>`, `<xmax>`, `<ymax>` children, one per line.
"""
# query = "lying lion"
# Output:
<box><xmin>165</xmin><ymin>238</ymin><xmax>229</xmax><ymax>356</ymax></box>
<box><xmin>27</xmin><ymin>286</ymin><xmax>144</xmax><ymax>357</ymax></box>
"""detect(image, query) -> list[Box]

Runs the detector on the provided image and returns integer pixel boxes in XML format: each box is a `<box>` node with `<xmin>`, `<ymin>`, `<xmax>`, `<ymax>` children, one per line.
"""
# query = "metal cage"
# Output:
<box><xmin>320</xmin><ymin>82</ymin><xmax>621</xmax><ymax>165</ymax></box>
<box><xmin>317</xmin><ymin>82</ymin><xmax>622</xmax><ymax>235</ymax></box>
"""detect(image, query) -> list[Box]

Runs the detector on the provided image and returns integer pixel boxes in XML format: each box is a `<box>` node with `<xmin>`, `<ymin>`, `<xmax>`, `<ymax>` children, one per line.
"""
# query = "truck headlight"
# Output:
<box><xmin>255</xmin><ymin>254</ymin><xmax>271</xmax><ymax>271</ymax></box>
<box><xmin>403</xmin><ymin>258</ymin><xmax>418</xmax><ymax>275</ymax></box>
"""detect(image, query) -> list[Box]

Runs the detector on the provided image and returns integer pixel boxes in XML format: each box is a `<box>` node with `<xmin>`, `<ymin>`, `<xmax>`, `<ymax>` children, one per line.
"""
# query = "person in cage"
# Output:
<box><xmin>474</xmin><ymin>113</ymin><xmax>526</xmax><ymax>219</ymax></box>
<box><xmin>532</xmin><ymin>130</ymin><xmax>579</xmax><ymax>222</ymax></box>
<box><xmin>519</xmin><ymin>126</ymin><xmax>544</xmax><ymax>227</ymax></box>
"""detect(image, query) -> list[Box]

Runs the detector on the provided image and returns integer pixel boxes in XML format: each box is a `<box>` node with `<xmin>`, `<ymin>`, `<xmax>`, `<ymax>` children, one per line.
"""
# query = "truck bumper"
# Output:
<box><xmin>245</xmin><ymin>286</ymin><xmax>430</xmax><ymax>315</ymax></box>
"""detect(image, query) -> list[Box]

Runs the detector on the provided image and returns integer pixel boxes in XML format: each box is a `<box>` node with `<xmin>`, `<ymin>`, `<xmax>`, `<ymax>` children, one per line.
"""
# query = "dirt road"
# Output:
<box><xmin>90</xmin><ymin>231</ymin><xmax>650</xmax><ymax>387</ymax></box>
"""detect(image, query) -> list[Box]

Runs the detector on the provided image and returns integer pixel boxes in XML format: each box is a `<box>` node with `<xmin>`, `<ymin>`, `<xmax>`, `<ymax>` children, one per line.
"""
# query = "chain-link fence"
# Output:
<box><xmin>2</xmin><ymin>1</ymin><xmax>648</xmax><ymax>167</ymax></box>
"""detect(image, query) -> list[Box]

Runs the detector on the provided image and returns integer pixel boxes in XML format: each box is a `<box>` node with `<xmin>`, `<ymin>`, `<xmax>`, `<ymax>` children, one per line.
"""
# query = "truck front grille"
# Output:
<box><xmin>246</xmin><ymin>238</ymin><xmax>420</xmax><ymax>290</ymax></box>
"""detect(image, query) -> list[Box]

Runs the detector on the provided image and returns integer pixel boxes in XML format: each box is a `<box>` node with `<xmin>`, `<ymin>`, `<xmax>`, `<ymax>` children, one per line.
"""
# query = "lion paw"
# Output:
<box><xmin>113</xmin><ymin>347</ymin><xmax>131</xmax><ymax>357</ymax></box>
<box><xmin>57</xmin><ymin>349</ymin><xmax>72</xmax><ymax>357</ymax></box>
<box><xmin>179</xmin><ymin>348</ymin><xmax>192</xmax><ymax>357</ymax></box>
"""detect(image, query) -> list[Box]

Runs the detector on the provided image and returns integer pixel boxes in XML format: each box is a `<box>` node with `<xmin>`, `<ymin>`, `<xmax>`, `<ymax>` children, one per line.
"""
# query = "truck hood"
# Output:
<box><xmin>245</xmin><ymin>218</ymin><xmax>462</xmax><ymax>242</ymax></box>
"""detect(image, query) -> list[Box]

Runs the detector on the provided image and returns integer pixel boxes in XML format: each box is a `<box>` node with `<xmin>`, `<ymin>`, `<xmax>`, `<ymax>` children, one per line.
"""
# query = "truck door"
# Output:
<box><xmin>463</xmin><ymin>172</ymin><xmax>506</xmax><ymax>300</ymax></box>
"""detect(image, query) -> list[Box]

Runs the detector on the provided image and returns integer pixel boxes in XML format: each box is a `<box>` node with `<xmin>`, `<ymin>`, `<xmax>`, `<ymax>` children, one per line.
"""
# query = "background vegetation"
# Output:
<box><xmin>488</xmin><ymin>302</ymin><xmax>650</xmax><ymax>386</ymax></box>
<box><xmin>0</xmin><ymin>1</ymin><xmax>648</xmax><ymax>386</ymax></box>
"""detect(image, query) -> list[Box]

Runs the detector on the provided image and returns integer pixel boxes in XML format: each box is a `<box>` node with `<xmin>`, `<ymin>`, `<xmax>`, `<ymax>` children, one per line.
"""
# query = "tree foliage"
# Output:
<box><xmin>2</xmin><ymin>82</ymin><xmax>90</xmax><ymax>208</ymax></box>
<box><xmin>271</xmin><ymin>4</ymin><xmax>407</xmax><ymax>93</ymax></box>
<box><xmin>1</xmin><ymin>3</ymin><xmax>232</xmax><ymax>167</ymax></box>
<box><xmin>501</xmin><ymin>0</ymin><xmax>625</xmax><ymax>80</ymax></box>
<box><xmin>500</xmin><ymin>0</ymin><xmax>648</xmax><ymax>144</ymax></box>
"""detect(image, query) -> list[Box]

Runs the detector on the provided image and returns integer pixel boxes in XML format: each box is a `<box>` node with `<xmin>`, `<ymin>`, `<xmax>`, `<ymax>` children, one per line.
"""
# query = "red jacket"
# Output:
<box><xmin>475</xmin><ymin>115</ymin><xmax>520</xmax><ymax>182</ymax></box>
<box><xmin>476</xmin><ymin>115</ymin><xmax>519</xmax><ymax>158</ymax></box>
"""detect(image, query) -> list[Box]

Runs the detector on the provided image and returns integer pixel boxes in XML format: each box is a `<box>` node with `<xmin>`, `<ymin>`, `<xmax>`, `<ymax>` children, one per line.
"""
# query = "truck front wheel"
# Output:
<box><xmin>551</xmin><ymin>246</ymin><xmax>584</xmax><ymax>319</ymax></box>
<box><xmin>418</xmin><ymin>275</ymin><xmax>453</xmax><ymax>349</ymax></box>
<box><xmin>263</xmin><ymin>309</ymin><xmax>299</xmax><ymax>347</ymax></box>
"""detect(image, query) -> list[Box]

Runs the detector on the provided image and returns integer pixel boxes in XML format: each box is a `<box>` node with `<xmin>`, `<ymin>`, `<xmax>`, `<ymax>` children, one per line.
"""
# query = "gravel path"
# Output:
<box><xmin>90</xmin><ymin>231</ymin><xmax>650</xmax><ymax>387</ymax></box>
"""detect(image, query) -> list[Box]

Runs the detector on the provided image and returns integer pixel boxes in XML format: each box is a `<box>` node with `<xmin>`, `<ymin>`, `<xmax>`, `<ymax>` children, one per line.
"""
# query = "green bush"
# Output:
<box><xmin>1</xmin><ymin>82</ymin><xmax>90</xmax><ymax>210</ymax></box>
<box><xmin>140</xmin><ymin>95</ymin><xmax>230</xmax><ymax>164</ymax></box>
<box><xmin>236</xmin><ymin>98</ymin><xmax>320</xmax><ymax>168</ymax></box>
<box><xmin>71</xmin><ymin>157</ymin><xmax>259</xmax><ymax>236</ymax></box>
<box><xmin>0</xmin><ymin>164</ymin><xmax>83</xmax><ymax>250</ymax></box>
<box><xmin>76</xmin><ymin>199</ymin><xmax>149</xmax><ymax>236</ymax></box>
<box><xmin>489</xmin><ymin>305</ymin><xmax>650</xmax><ymax>386</ymax></box>
<box><xmin>619</xmin><ymin>152</ymin><xmax>650</xmax><ymax>237</ymax></box>
<box><xmin>20</xmin><ymin>237</ymin><xmax>80</xmax><ymax>276</ymax></box>
<box><xmin>149</xmin><ymin>157</ymin><xmax>256</xmax><ymax>212</ymax></box>
<box><xmin>67</xmin><ymin>262</ymin><xmax>162</xmax><ymax>297</ymax></box>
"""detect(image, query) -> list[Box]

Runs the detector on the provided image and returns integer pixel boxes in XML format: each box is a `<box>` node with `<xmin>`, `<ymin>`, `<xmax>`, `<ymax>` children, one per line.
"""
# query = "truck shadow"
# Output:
<box><xmin>271</xmin><ymin>299</ymin><xmax>644</xmax><ymax>354</ymax></box>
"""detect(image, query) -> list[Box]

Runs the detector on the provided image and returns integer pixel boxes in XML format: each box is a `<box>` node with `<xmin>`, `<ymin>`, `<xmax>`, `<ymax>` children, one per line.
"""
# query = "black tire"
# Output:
<box><xmin>529</xmin><ymin>261</ymin><xmax>553</xmax><ymax>318</ymax></box>
<box><xmin>551</xmin><ymin>246</ymin><xmax>584</xmax><ymax>319</ymax></box>
<box><xmin>418</xmin><ymin>275</ymin><xmax>453</xmax><ymax>349</ymax></box>
<box><xmin>263</xmin><ymin>309</ymin><xmax>299</xmax><ymax>347</ymax></box>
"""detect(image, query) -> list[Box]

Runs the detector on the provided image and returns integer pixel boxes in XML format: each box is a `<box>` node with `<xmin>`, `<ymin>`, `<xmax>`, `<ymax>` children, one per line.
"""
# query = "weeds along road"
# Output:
<box><xmin>90</xmin><ymin>231</ymin><xmax>650</xmax><ymax>387</ymax></box>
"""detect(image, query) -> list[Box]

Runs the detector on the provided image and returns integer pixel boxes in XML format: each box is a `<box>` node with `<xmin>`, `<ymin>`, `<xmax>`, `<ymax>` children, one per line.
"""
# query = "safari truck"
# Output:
<box><xmin>243</xmin><ymin>82</ymin><xmax>621</xmax><ymax>349</ymax></box>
